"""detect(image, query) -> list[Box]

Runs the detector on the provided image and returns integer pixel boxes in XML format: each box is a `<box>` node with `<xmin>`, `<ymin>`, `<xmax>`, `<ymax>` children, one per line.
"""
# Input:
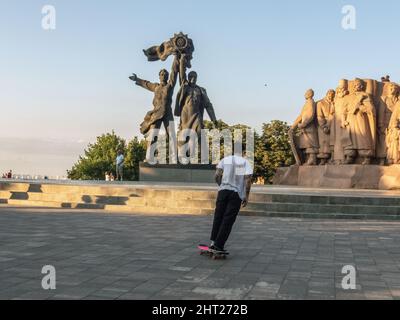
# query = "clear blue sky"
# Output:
<box><xmin>1</xmin><ymin>0</ymin><xmax>400</xmax><ymax>176</ymax></box>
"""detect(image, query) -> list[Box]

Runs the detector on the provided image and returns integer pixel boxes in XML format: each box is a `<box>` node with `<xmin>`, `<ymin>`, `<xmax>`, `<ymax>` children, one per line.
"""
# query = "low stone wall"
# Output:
<box><xmin>2</xmin><ymin>180</ymin><xmax>400</xmax><ymax>219</ymax></box>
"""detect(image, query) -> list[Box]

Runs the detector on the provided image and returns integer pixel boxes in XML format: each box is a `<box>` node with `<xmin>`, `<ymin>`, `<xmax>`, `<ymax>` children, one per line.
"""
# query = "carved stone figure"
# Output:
<box><xmin>330</xmin><ymin>80</ymin><xmax>350</xmax><ymax>164</ymax></box>
<box><xmin>342</xmin><ymin>78</ymin><xmax>377</xmax><ymax>165</ymax></box>
<box><xmin>129</xmin><ymin>55</ymin><xmax>181</xmax><ymax>164</ymax></box>
<box><xmin>386</xmin><ymin>101</ymin><xmax>400</xmax><ymax>164</ymax></box>
<box><xmin>316</xmin><ymin>89</ymin><xmax>335</xmax><ymax>164</ymax></box>
<box><xmin>377</xmin><ymin>83</ymin><xmax>399</xmax><ymax>164</ymax></box>
<box><xmin>290</xmin><ymin>89</ymin><xmax>319</xmax><ymax>165</ymax></box>
<box><xmin>129</xmin><ymin>56</ymin><xmax>179</xmax><ymax>138</ymax></box>
<box><xmin>174</xmin><ymin>68</ymin><xmax>217</xmax><ymax>137</ymax></box>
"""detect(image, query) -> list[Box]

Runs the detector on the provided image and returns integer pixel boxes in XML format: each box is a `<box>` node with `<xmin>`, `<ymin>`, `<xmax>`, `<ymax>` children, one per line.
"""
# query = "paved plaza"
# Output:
<box><xmin>1</xmin><ymin>205</ymin><xmax>400</xmax><ymax>300</ymax></box>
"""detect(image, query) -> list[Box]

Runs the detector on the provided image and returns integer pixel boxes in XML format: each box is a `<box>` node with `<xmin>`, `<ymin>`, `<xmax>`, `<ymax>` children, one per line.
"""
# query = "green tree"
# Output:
<box><xmin>67</xmin><ymin>131</ymin><xmax>126</xmax><ymax>180</ymax></box>
<box><xmin>254</xmin><ymin>120</ymin><xmax>294</xmax><ymax>183</ymax></box>
<box><xmin>124</xmin><ymin>137</ymin><xmax>147</xmax><ymax>180</ymax></box>
<box><xmin>204</xmin><ymin>119</ymin><xmax>230</xmax><ymax>131</ymax></box>
<box><xmin>203</xmin><ymin>120</ymin><xmax>252</xmax><ymax>162</ymax></box>
<box><xmin>67</xmin><ymin>121</ymin><xmax>294</xmax><ymax>183</ymax></box>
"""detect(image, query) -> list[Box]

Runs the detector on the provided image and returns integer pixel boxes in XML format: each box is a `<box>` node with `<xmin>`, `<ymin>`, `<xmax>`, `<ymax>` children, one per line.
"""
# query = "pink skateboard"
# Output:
<box><xmin>198</xmin><ymin>244</ymin><xmax>229</xmax><ymax>260</ymax></box>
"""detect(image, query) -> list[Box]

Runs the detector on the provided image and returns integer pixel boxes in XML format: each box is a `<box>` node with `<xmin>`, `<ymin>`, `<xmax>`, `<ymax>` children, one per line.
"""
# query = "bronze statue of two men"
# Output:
<box><xmin>129</xmin><ymin>33</ymin><xmax>217</xmax><ymax>159</ymax></box>
<box><xmin>290</xmin><ymin>77</ymin><xmax>400</xmax><ymax>166</ymax></box>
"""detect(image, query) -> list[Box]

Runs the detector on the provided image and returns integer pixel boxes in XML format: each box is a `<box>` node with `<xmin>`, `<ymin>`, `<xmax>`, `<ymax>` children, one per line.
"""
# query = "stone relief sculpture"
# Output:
<box><xmin>291</xmin><ymin>77</ymin><xmax>400</xmax><ymax>166</ymax></box>
<box><xmin>330</xmin><ymin>80</ymin><xmax>350</xmax><ymax>164</ymax></box>
<box><xmin>386</xmin><ymin>101</ymin><xmax>400</xmax><ymax>164</ymax></box>
<box><xmin>342</xmin><ymin>78</ymin><xmax>376</xmax><ymax>165</ymax></box>
<box><xmin>316</xmin><ymin>89</ymin><xmax>335</xmax><ymax>164</ymax></box>
<box><xmin>289</xmin><ymin>89</ymin><xmax>319</xmax><ymax>166</ymax></box>
<box><xmin>377</xmin><ymin>83</ymin><xmax>399</xmax><ymax>164</ymax></box>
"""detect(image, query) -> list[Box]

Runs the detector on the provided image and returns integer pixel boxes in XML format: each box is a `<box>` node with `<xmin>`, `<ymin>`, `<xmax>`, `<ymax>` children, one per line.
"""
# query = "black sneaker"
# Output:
<box><xmin>209</xmin><ymin>245</ymin><xmax>226</xmax><ymax>254</ymax></box>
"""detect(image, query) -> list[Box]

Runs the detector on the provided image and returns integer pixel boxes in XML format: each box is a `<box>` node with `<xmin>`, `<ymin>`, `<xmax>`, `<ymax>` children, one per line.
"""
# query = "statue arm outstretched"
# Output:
<box><xmin>135</xmin><ymin>77</ymin><xmax>157</xmax><ymax>92</ymax></box>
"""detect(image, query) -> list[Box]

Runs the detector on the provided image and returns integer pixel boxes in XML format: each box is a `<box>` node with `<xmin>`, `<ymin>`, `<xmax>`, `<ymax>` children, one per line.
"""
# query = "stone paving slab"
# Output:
<box><xmin>1</xmin><ymin>206</ymin><xmax>400</xmax><ymax>300</ymax></box>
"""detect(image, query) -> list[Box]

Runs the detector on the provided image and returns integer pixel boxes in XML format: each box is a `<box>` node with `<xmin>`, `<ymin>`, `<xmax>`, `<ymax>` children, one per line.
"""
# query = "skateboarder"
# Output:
<box><xmin>209</xmin><ymin>148</ymin><xmax>253</xmax><ymax>254</ymax></box>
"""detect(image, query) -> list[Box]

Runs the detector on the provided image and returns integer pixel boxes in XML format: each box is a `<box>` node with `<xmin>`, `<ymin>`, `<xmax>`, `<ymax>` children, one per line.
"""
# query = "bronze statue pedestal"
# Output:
<box><xmin>273</xmin><ymin>164</ymin><xmax>400</xmax><ymax>190</ymax></box>
<box><xmin>139</xmin><ymin>162</ymin><xmax>216</xmax><ymax>183</ymax></box>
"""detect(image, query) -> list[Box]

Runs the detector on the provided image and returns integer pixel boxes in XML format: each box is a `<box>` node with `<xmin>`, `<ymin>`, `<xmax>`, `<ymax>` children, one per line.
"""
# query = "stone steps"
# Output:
<box><xmin>246</xmin><ymin>202</ymin><xmax>400</xmax><ymax>215</ymax></box>
<box><xmin>250</xmin><ymin>193</ymin><xmax>400</xmax><ymax>206</ymax></box>
<box><xmin>239</xmin><ymin>210</ymin><xmax>400</xmax><ymax>220</ymax></box>
<box><xmin>1</xmin><ymin>180</ymin><xmax>400</xmax><ymax>219</ymax></box>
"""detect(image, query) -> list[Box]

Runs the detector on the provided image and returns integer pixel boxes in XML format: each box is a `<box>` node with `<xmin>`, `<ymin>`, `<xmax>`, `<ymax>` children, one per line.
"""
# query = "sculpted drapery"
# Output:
<box><xmin>290</xmin><ymin>78</ymin><xmax>400</xmax><ymax>166</ymax></box>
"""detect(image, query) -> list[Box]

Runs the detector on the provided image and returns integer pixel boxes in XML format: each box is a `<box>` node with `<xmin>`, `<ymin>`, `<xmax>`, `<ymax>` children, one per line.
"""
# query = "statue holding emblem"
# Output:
<box><xmin>130</xmin><ymin>32</ymin><xmax>217</xmax><ymax>160</ymax></box>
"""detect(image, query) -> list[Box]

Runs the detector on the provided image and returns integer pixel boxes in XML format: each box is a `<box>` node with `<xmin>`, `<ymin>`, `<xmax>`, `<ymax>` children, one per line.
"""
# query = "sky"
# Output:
<box><xmin>1</xmin><ymin>0</ymin><xmax>400</xmax><ymax>176</ymax></box>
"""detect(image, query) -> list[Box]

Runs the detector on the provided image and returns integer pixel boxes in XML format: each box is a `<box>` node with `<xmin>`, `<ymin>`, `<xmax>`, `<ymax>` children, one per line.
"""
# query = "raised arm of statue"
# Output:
<box><xmin>179</xmin><ymin>54</ymin><xmax>189</xmax><ymax>85</ymax></box>
<box><xmin>135</xmin><ymin>78</ymin><xmax>158</xmax><ymax>92</ymax></box>
<box><xmin>168</xmin><ymin>55</ymin><xmax>180</xmax><ymax>88</ymax></box>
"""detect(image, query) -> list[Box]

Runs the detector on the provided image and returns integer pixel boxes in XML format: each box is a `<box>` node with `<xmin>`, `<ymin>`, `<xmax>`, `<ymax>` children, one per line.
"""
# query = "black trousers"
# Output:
<box><xmin>210</xmin><ymin>190</ymin><xmax>242</xmax><ymax>250</ymax></box>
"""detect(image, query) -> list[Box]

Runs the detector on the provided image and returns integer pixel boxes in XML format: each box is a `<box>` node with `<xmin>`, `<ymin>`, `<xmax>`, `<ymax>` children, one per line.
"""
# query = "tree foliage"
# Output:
<box><xmin>125</xmin><ymin>137</ymin><xmax>147</xmax><ymax>180</ymax></box>
<box><xmin>67</xmin><ymin>131</ymin><xmax>146</xmax><ymax>180</ymax></box>
<box><xmin>68</xmin><ymin>120</ymin><xmax>294</xmax><ymax>183</ymax></box>
<box><xmin>203</xmin><ymin>120</ymin><xmax>252</xmax><ymax>162</ymax></box>
<box><xmin>254</xmin><ymin>120</ymin><xmax>294</xmax><ymax>183</ymax></box>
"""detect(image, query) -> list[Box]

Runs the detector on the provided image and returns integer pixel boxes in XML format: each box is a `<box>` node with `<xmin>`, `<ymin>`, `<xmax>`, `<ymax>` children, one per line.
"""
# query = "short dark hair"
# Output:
<box><xmin>159</xmin><ymin>69</ymin><xmax>169</xmax><ymax>76</ymax></box>
<box><xmin>188</xmin><ymin>71</ymin><xmax>197</xmax><ymax>79</ymax></box>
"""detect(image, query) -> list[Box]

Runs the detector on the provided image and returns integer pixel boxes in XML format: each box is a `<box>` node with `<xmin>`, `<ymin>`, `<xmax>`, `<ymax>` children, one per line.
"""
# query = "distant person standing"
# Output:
<box><xmin>7</xmin><ymin>170</ymin><xmax>12</xmax><ymax>179</ymax></box>
<box><xmin>116</xmin><ymin>151</ymin><xmax>124</xmax><ymax>181</ymax></box>
<box><xmin>208</xmin><ymin>147</ymin><xmax>253</xmax><ymax>254</ymax></box>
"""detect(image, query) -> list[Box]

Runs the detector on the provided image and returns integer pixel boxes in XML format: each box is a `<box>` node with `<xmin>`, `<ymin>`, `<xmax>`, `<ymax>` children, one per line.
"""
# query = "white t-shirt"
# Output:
<box><xmin>217</xmin><ymin>155</ymin><xmax>253</xmax><ymax>200</ymax></box>
<box><xmin>116</xmin><ymin>154</ymin><xmax>124</xmax><ymax>166</ymax></box>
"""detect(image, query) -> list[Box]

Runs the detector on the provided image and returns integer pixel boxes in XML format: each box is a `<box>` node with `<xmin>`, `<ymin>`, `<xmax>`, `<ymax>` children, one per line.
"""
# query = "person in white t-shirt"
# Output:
<box><xmin>209</xmin><ymin>146</ymin><xmax>253</xmax><ymax>253</ymax></box>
